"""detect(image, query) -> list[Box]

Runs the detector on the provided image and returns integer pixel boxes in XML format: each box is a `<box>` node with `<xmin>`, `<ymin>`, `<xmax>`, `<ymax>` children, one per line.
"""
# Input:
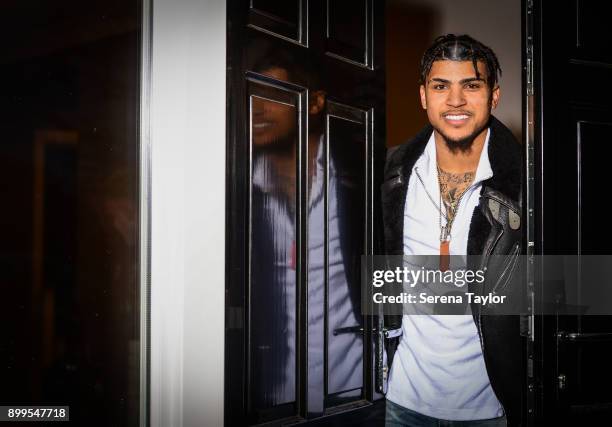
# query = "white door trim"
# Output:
<box><xmin>147</xmin><ymin>1</ymin><xmax>226</xmax><ymax>426</ymax></box>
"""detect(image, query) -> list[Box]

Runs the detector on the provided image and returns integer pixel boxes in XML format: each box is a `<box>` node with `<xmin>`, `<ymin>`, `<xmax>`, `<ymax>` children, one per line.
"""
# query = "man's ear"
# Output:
<box><xmin>309</xmin><ymin>90</ymin><xmax>326</xmax><ymax>115</ymax></box>
<box><xmin>419</xmin><ymin>85</ymin><xmax>427</xmax><ymax>110</ymax></box>
<box><xmin>491</xmin><ymin>85</ymin><xmax>501</xmax><ymax>110</ymax></box>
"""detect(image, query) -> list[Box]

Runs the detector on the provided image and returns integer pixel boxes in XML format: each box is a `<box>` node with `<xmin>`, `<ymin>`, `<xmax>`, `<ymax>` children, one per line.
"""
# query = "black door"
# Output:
<box><xmin>531</xmin><ymin>0</ymin><xmax>612</xmax><ymax>423</ymax></box>
<box><xmin>225</xmin><ymin>0</ymin><xmax>386</xmax><ymax>425</ymax></box>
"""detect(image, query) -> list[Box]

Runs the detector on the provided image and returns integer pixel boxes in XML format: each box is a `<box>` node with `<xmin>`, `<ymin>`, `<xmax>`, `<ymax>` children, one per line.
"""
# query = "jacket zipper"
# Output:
<box><xmin>478</xmin><ymin>195</ymin><xmax>505</xmax><ymax>271</ymax></box>
<box><xmin>489</xmin><ymin>242</ymin><xmax>520</xmax><ymax>295</ymax></box>
<box><xmin>477</xmin><ymin>196</ymin><xmax>510</xmax><ymax>418</ymax></box>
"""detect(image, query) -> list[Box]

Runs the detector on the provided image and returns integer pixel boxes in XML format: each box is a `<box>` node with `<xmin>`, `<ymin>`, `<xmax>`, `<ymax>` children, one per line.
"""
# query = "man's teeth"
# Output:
<box><xmin>445</xmin><ymin>114</ymin><xmax>469</xmax><ymax>120</ymax></box>
<box><xmin>253</xmin><ymin>122</ymin><xmax>271</xmax><ymax>129</ymax></box>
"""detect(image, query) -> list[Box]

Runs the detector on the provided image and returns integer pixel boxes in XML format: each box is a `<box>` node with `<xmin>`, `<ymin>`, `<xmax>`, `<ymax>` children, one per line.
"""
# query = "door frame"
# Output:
<box><xmin>146</xmin><ymin>0</ymin><xmax>227</xmax><ymax>426</ymax></box>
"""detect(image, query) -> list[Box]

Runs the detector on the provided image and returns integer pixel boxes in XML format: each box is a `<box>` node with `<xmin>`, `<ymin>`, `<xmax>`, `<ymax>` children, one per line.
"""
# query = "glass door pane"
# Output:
<box><xmin>0</xmin><ymin>2</ymin><xmax>142</xmax><ymax>426</ymax></box>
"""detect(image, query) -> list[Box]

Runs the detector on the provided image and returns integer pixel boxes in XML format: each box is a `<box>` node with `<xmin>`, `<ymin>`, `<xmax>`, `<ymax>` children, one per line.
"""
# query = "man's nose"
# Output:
<box><xmin>252</xmin><ymin>104</ymin><xmax>264</xmax><ymax>117</ymax></box>
<box><xmin>446</xmin><ymin>86</ymin><xmax>466</xmax><ymax>107</ymax></box>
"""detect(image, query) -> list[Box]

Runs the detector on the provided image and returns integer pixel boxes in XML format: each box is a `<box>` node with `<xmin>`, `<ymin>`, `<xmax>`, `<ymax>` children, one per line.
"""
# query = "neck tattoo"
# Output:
<box><xmin>436</xmin><ymin>165</ymin><xmax>476</xmax><ymax>270</ymax></box>
<box><xmin>437</xmin><ymin>166</ymin><xmax>476</xmax><ymax>222</ymax></box>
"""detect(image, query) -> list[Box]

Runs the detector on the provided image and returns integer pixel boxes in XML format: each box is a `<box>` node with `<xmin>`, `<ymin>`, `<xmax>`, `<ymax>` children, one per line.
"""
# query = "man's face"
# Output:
<box><xmin>252</xmin><ymin>67</ymin><xmax>296</xmax><ymax>148</ymax></box>
<box><xmin>419</xmin><ymin>60</ymin><xmax>500</xmax><ymax>150</ymax></box>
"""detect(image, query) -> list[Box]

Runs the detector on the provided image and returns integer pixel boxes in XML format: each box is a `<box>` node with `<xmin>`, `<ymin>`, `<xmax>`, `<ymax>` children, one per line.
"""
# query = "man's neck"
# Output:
<box><xmin>434</xmin><ymin>127</ymin><xmax>488</xmax><ymax>174</ymax></box>
<box><xmin>267</xmin><ymin>132</ymin><xmax>321</xmax><ymax>186</ymax></box>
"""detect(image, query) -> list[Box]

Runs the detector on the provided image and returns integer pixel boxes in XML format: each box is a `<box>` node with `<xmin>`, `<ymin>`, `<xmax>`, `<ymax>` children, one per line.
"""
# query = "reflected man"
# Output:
<box><xmin>250</xmin><ymin>51</ymin><xmax>364</xmax><ymax>413</ymax></box>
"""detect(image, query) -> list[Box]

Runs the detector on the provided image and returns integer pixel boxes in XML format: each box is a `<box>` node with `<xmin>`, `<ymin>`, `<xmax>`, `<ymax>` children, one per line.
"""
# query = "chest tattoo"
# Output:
<box><xmin>437</xmin><ymin>167</ymin><xmax>476</xmax><ymax>221</ymax></box>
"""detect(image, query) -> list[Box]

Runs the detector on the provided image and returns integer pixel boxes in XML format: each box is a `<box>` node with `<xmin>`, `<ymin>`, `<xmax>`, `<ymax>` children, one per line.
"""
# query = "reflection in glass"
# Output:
<box><xmin>250</xmin><ymin>95</ymin><xmax>298</xmax><ymax>409</ymax></box>
<box><xmin>252</xmin><ymin>0</ymin><xmax>299</xmax><ymax>25</ymax></box>
<box><xmin>326</xmin><ymin>117</ymin><xmax>365</xmax><ymax>397</ymax></box>
<box><xmin>327</xmin><ymin>0</ymin><xmax>368</xmax><ymax>64</ymax></box>
<box><xmin>328</xmin><ymin>0</ymin><xmax>366</xmax><ymax>51</ymax></box>
<box><xmin>308</xmin><ymin>113</ymin><xmax>365</xmax><ymax>405</ymax></box>
<box><xmin>247</xmin><ymin>57</ymin><xmax>367</xmax><ymax>417</ymax></box>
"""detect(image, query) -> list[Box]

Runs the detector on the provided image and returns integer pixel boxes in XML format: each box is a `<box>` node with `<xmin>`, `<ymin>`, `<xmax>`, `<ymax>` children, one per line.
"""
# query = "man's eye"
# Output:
<box><xmin>466</xmin><ymin>83</ymin><xmax>481</xmax><ymax>90</ymax></box>
<box><xmin>433</xmin><ymin>84</ymin><xmax>446</xmax><ymax>90</ymax></box>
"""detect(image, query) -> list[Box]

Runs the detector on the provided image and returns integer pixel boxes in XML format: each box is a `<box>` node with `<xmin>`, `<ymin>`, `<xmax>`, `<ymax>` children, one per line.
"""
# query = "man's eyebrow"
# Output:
<box><xmin>428</xmin><ymin>77</ymin><xmax>486</xmax><ymax>84</ymax></box>
<box><xmin>460</xmin><ymin>77</ymin><xmax>486</xmax><ymax>84</ymax></box>
<box><xmin>428</xmin><ymin>78</ymin><xmax>450</xmax><ymax>84</ymax></box>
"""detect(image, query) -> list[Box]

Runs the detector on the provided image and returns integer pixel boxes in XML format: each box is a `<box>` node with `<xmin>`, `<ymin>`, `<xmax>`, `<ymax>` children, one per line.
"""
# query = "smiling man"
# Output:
<box><xmin>381</xmin><ymin>35</ymin><xmax>523</xmax><ymax>426</ymax></box>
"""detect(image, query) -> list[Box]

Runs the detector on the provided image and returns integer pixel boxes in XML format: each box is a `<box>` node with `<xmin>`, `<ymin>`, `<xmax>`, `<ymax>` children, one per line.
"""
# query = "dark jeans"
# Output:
<box><xmin>385</xmin><ymin>400</ymin><xmax>507</xmax><ymax>427</ymax></box>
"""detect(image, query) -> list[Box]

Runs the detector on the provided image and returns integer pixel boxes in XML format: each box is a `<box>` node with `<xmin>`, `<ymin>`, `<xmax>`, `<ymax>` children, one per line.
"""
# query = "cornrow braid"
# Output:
<box><xmin>419</xmin><ymin>34</ymin><xmax>502</xmax><ymax>90</ymax></box>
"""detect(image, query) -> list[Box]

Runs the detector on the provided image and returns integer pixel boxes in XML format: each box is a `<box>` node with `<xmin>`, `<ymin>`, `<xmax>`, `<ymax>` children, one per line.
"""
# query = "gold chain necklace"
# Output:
<box><xmin>413</xmin><ymin>165</ymin><xmax>474</xmax><ymax>270</ymax></box>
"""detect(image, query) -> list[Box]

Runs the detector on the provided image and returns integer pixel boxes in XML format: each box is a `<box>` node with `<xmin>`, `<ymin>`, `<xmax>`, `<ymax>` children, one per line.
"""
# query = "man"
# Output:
<box><xmin>381</xmin><ymin>34</ymin><xmax>522</xmax><ymax>426</ymax></box>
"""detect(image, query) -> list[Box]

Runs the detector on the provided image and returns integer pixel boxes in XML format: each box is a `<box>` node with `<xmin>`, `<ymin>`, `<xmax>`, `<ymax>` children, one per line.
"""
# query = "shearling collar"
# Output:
<box><xmin>385</xmin><ymin>115</ymin><xmax>521</xmax><ymax>202</ymax></box>
<box><xmin>381</xmin><ymin>116</ymin><xmax>521</xmax><ymax>255</ymax></box>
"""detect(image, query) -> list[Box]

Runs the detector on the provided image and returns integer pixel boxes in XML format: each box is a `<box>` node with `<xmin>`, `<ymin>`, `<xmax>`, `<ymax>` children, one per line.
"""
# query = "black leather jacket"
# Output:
<box><xmin>380</xmin><ymin>116</ymin><xmax>524</xmax><ymax>426</ymax></box>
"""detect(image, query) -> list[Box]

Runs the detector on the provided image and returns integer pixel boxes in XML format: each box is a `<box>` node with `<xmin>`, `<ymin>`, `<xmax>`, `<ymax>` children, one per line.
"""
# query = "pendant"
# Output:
<box><xmin>440</xmin><ymin>240</ymin><xmax>450</xmax><ymax>272</ymax></box>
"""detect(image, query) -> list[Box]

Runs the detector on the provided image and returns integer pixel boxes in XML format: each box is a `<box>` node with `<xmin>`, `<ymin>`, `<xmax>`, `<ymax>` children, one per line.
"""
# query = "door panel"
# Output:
<box><xmin>249</xmin><ymin>0</ymin><xmax>306</xmax><ymax>44</ymax></box>
<box><xmin>533</xmin><ymin>0</ymin><xmax>612</xmax><ymax>423</ymax></box>
<box><xmin>325</xmin><ymin>104</ymin><xmax>368</xmax><ymax>399</ymax></box>
<box><xmin>326</xmin><ymin>0</ymin><xmax>372</xmax><ymax>67</ymax></box>
<box><xmin>579</xmin><ymin>121</ymin><xmax>612</xmax><ymax>255</ymax></box>
<box><xmin>553</xmin><ymin>112</ymin><xmax>612</xmax><ymax>419</ymax></box>
<box><xmin>248</xmin><ymin>78</ymin><xmax>304</xmax><ymax>417</ymax></box>
<box><xmin>573</xmin><ymin>0</ymin><xmax>612</xmax><ymax>63</ymax></box>
<box><xmin>227</xmin><ymin>0</ymin><xmax>385</xmax><ymax>425</ymax></box>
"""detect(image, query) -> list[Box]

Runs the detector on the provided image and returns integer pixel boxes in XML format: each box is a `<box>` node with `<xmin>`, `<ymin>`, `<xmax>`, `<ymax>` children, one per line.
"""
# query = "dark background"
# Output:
<box><xmin>0</xmin><ymin>1</ymin><xmax>142</xmax><ymax>426</ymax></box>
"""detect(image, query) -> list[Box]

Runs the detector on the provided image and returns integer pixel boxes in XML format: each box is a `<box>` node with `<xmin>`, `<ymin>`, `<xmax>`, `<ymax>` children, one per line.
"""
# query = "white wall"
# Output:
<box><xmin>149</xmin><ymin>0</ymin><xmax>225</xmax><ymax>426</ymax></box>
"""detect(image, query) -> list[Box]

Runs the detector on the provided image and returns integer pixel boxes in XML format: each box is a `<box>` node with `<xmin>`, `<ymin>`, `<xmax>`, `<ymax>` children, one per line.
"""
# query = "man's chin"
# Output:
<box><xmin>434</xmin><ymin>120</ymin><xmax>490</xmax><ymax>154</ymax></box>
<box><xmin>444</xmin><ymin>131</ymin><xmax>470</xmax><ymax>142</ymax></box>
<box><xmin>435</xmin><ymin>128</ymin><xmax>479</xmax><ymax>154</ymax></box>
<box><xmin>447</xmin><ymin>134</ymin><xmax>473</xmax><ymax>144</ymax></box>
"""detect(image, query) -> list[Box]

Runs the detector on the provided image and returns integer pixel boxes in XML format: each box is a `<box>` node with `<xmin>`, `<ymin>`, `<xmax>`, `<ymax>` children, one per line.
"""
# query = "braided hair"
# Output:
<box><xmin>419</xmin><ymin>34</ymin><xmax>502</xmax><ymax>90</ymax></box>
